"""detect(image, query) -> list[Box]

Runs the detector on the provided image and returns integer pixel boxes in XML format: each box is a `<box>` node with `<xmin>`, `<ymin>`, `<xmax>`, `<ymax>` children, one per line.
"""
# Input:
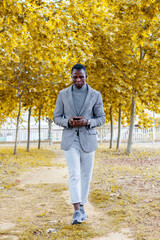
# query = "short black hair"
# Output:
<box><xmin>71</xmin><ymin>64</ymin><xmax>86</xmax><ymax>74</ymax></box>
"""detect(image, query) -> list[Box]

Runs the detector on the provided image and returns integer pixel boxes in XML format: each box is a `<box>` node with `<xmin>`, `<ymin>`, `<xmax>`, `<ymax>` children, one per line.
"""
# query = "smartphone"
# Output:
<box><xmin>73</xmin><ymin>117</ymin><xmax>81</xmax><ymax>120</ymax></box>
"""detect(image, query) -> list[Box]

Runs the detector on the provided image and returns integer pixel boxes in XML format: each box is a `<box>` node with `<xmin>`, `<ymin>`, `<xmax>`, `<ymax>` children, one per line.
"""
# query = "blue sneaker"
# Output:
<box><xmin>80</xmin><ymin>206</ymin><xmax>88</xmax><ymax>221</ymax></box>
<box><xmin>71</xmin><ymin>210</ymin><xmax>83</xmax><ymax>225</ymax></box>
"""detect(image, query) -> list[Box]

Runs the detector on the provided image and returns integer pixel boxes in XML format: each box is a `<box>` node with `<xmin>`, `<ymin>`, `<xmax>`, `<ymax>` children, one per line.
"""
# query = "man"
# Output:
<box><xmin>53</xmin><ymin>64</ymin><xmax>105</xmax><ymax>224</ymax></box>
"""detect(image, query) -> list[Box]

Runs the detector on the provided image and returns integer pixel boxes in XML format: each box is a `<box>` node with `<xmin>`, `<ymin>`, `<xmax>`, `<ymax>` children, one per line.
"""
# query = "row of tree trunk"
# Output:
<box><xmin>109</xmin><ymin>94</ymin><xmax>136</xmax><ymax>154</ymax></box>
<box><xmin>14</xmin><ymin>105</ymin><xmax>53</xmax><ymax>154</ymax></box>
<box><xmin>13</xmin><ymin>95</ymin><xmax>136</xmax><ymax>155</ymax></box>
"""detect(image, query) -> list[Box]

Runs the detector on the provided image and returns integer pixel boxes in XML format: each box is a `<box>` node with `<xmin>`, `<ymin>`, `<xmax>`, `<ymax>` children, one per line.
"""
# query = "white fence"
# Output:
<box><xmin>0</xmin><ymin>126</ymin><xmax>160</xmax><ymax>143</ymax></box>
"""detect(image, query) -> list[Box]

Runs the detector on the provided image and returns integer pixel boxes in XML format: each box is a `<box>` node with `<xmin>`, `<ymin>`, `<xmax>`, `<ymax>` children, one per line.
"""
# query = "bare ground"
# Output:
<box><xmin>0</xmin><ymin>147</ymin><xmax>134</xmax><ymax>240</ymax></box>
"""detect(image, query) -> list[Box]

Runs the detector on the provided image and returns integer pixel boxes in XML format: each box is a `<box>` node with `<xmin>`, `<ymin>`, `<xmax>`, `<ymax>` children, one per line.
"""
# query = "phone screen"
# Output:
<box><xmin>73</xmin><ymin>118</ymin><xmax>81</xmax><ymax>120</ymax></box>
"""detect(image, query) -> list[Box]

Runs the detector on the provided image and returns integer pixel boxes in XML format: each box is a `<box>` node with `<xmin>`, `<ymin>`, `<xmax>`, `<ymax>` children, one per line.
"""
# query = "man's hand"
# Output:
<box><xmin>68</xmin><ymin>116</ymin><xmax>88</xmax><ymax>127</ymax></box>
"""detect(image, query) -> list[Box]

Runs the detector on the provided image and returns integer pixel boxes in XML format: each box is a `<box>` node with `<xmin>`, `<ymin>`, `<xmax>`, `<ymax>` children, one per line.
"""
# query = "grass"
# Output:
<box><xmin>0</xmin><ymin>146</ymin><xmax>99</xmax><ymax>240</ymax></box>
<box><xmin>0</xmin><ymin>143</ymin><xmax>160</xmax><ymax>240</ymax></box>
<box><xmin>0</xmin><ymin>182</ymin><xmax>98</xmax><ymax>240</ymax></box>
<box><xmin>18</xmin><ymin>183</ymin><xmax>96</xmax><ymax>240</ymax></box>
<box><xmin>19</xmin><ymin>222</ymin><xmax>97</xmax><ymax>240</ymax></box>
<box><xmin>90</xmin><ymin>144</ymin><xmax>160</xmax><ymax>240</ymax></box>
<box><xmin>0</xmin><ymin>147</ymin><xmax>54</xmax><ymax>189</ymax></box>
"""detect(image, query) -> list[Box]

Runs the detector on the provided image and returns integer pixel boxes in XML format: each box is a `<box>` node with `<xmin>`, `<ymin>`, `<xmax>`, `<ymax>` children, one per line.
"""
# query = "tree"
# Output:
<box><xmin>1</xmin><ymin>0</ymin><xmax>160</xmax><ymax>155</ymax></box>
<box><xmin>0</xmin><ymin>0</ymin><xmax>71</xmax><ymax>153</ymax></box>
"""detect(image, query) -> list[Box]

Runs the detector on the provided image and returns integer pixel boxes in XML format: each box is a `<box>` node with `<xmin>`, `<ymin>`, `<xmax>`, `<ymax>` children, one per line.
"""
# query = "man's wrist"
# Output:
<box><xmin>68</xmin><ymin>120</ymin><xmax>72</xmax><ymax>128</ymax></box>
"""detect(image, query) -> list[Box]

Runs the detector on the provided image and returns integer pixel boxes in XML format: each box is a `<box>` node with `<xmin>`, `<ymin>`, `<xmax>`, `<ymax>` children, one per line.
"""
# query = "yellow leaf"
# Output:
<box><xmin>152</xmin><ymin>16</ymin><xmax>159</xmax><ymax>22</ymax></box>
<box><xmin>131</xmin><ymin>33</ymin><xmax>138</xmax><ymax>42</ymax></box>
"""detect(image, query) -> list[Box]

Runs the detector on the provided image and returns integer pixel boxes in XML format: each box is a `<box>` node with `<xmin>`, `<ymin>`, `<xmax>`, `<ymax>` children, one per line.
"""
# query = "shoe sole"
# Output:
<box><xmin>82</xmin><ymin>217</ymin><xmax>88</xmax><ymax>221</ymax></box>
<box><xmin>71</xmin><ymin>220</ymin><xmax>83</xmax><ymax>225</ymax></box>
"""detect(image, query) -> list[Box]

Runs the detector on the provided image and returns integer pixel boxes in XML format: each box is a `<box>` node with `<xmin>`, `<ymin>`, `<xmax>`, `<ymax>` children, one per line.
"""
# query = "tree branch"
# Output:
<box><xmin>132</xmin><ymin>48</ymin><xmax>138</xmax><ymax>63</ymax></box>
<box><xmin>140</xmin><ymin>46</ymin><xmax>146</xmax><ymax>61</ymax></box>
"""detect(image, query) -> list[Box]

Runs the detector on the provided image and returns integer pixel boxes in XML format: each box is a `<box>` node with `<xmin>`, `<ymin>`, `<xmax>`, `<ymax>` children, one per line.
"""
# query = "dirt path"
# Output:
<box><xmin>0</xmin><ymin>150</ymin><xmax>134</xmax><ymax>240</ymax></box>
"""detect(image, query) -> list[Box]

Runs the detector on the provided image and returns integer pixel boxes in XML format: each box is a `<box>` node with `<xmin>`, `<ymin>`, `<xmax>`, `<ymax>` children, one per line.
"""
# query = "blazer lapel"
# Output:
<box><xmin>66</xmin><ymin>85</ymin><xmax>78</xmax><ymax>115</ymax></box>
<box><xmin>79</xmin><ymin>84</ymin><xmax>95</xmax><ymax>116</ymax></box>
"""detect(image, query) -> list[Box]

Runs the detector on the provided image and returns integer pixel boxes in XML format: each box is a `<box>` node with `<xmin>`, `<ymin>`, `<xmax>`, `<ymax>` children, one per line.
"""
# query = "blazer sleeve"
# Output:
<box><xmin>53</xmin><ymin>91</ymin><xmax>70</xmax><ymax>128</ymax></box>
<box><xmin>89</xmin><ymin>92</ymin><xmax>105</xmax><ymax>128</ymax></box>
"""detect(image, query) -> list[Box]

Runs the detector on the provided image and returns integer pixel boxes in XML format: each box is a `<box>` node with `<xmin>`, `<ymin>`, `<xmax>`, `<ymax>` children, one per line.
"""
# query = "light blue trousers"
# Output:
<box><xmin>64</xmin><ymin>141</ymin><xmax>95</xmax><ymax>205</ymax></box>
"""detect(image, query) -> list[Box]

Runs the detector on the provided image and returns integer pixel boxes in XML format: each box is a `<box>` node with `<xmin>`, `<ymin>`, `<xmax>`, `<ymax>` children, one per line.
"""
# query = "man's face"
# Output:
<box><xmin>71</xmin><ymin>69</ymin><xmax>87</xmax><ymax>89</ymax></box>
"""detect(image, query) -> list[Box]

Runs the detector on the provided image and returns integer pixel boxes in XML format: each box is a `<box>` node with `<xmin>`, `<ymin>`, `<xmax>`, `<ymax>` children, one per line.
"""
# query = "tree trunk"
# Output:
<box><xmin>109</xmin><ymin>105</ymin><xmax>113</xmax><ymax>148</ymax></box>
<box><xmin>153</xmin><ymin>111</ymin><xmax>155</xmax><ymax>142</ymax></box>
<box><xmin>27</xmin><ymin>107</ymin><xmax>31</xmax><ymax>152</ymax></box>
<box><xmin>38</xmin><ymin>108</ymin><xmax>41</xmax><ymax>149</ymax></box>
<box><xmin>117</xmin><ymin>105</ymin><xmax>122</xmax><ymax>150</ymax></box>
<box><xmin>126</xmin><ymin>93</ymin><xmax>137</xmax><ymax>154</ymax></box>
<box><xmin>48</xmin><ymin>118</ymin><xmax>52</xmax><ymax>145</ymax></box>
<box><xmin>14</xmin><ymin>97</ymin><xmax>21</xmax><ymax>155</ymax></box>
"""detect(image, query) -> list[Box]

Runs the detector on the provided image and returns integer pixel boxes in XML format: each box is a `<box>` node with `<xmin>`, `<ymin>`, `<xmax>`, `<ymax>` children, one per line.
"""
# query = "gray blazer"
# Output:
<box><xmin>53</xmin><ymin>84</ymin><xmax>105</xmax><ymax>152</ymax></box>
